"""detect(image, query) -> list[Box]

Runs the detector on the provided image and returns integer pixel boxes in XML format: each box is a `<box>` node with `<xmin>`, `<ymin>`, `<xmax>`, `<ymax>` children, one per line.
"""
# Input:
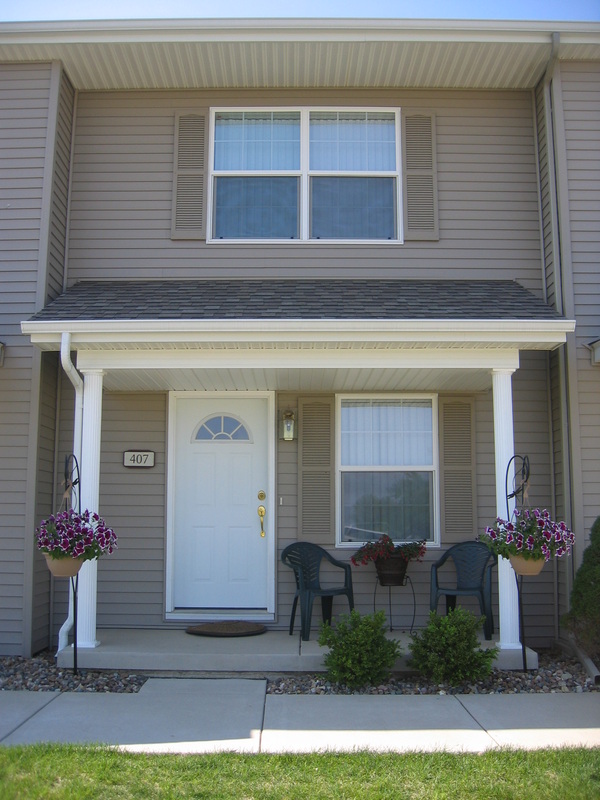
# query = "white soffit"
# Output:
<box><xmin>0</xmin><ymin>19</ymin><xmax>599</xmax><ymax>91</ymax></box>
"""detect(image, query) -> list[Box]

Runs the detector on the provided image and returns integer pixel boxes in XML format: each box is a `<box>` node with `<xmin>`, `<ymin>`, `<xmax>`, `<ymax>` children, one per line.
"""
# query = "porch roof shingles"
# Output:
<box><xmin>31</xmin><ymin>279</ymin><xmax>564</xmax><ymax>323</ymax></box>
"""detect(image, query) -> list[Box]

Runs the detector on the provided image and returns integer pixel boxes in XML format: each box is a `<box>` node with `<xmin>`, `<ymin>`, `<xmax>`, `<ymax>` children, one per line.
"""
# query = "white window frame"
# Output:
<box><xmin>207</xmin><ymin>107</ymin><xmax>404</xmax><ymax>244</ymax></box>
<box><xmin>335</xmin><ymin>393</ymin><xmax>440</xmax><ymax>548</ymax></box>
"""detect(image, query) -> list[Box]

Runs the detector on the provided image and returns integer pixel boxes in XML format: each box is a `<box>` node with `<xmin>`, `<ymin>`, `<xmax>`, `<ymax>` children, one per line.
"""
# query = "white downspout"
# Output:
<box><xmin>57</xmin><ymin>332</ymin><xmax>83</xmax><ymax>653</ymax></box>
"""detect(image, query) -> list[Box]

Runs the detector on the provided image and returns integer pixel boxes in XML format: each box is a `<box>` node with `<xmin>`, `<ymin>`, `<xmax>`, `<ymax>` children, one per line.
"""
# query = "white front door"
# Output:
<box><xmin>171</xmin><ymin>395</ymin><xmax>272</xmax><ymax>610</ymax></box>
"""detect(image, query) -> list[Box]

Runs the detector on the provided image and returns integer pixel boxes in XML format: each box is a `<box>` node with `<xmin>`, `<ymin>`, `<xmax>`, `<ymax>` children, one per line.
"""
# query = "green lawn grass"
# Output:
<box><xmin>0</xmin><ymin>746</ymin><xmax>599</xmax><ymax>800</ymax></box>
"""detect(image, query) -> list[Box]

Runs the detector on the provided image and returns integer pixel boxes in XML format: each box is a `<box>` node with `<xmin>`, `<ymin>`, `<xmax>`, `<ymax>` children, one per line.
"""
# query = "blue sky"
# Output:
<box><xmin>1</xmin><ymin>0</ymin><xmax>599</xmax><ymax>22</ymax></box>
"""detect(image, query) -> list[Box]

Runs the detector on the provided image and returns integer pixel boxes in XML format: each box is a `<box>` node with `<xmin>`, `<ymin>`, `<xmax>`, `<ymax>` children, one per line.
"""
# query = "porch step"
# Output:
<box><xmin>55</xmin><ymin>628</ymin><xmax>537</xmax><ymax>673</ymax></box>
<box><xmin>56</xmin><ymin>629</ymin><xmax>330</xmax><ymax>673</ymax></box>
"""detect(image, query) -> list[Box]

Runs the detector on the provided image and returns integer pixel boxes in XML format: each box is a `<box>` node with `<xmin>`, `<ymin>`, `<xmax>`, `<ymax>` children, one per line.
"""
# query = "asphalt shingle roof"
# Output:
<box><xmin>29</xmin><ymin>279</ymin><xmax>564</xmax><ymax>323</ymax></box>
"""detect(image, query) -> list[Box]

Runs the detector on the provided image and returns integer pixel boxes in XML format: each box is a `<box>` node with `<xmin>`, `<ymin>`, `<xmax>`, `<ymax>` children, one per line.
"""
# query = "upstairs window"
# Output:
<box><xmin>209</xmin><ymin>108</ymin><xmax>402</xmax><ymax>242</ymax></box>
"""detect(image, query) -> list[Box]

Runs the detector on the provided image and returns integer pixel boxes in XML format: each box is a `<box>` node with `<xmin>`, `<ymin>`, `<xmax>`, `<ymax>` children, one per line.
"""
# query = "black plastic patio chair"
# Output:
<box><xmin>281</xmin><ymin>542</ymin><xmax>354</xmax><ymax>641</ymax></box>
<box><xmin>430</xmin><ymin>541</ymin><xmax>497</xmax><ymax>640</ymax></box>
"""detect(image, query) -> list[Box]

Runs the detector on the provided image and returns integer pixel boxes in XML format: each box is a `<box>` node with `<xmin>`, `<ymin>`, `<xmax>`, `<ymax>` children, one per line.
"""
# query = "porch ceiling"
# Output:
<box><xmin>1</xmin><ymin>19</ymin><xmax>599</xmax><ymax>92</ymax></box>
<box><xmin>79</xmin><ymin>363</ymin><xmax>506</xmax><ymax>393</ymax></box>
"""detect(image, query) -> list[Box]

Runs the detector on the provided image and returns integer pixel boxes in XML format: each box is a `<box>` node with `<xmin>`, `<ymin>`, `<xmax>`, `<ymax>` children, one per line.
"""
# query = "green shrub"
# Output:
<box><xmin>318</xmin><ymin>609</ymin><xmax>401</xmax><ymax>688</ymax></box>
<box><xmin>408</xmin><ymin>607</ymin><xmax>498</xmax><ymax>685</ymax></box>
<box><xmin>563</xmin><ymin>516</ymin><xmax>600</xmax><ymax>662</ymax></box>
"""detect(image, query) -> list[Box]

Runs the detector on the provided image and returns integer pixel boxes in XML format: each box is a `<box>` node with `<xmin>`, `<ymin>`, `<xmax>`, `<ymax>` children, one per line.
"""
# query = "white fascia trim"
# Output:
<box><xmin>21</xmin><ymin>318</ymin><xmax>576</xmax><ymax>348</ymax></box>
<box><xmin>1</xmin><ymin>19</ymin><xmax>599</xmax><ymax>44</ymax></box>
<box><xmin>76</xmin><ymin>348</ymin><xmax>520</xmax><ymax>371</ymax></box>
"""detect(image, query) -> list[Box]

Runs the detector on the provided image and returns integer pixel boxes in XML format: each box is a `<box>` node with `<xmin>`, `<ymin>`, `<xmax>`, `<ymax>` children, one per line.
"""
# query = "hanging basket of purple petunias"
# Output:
<box><xmin>36</xmin><ymin>508</ymin><xmax>117</xmax><ymax>565</ymax></box>
<box><xmin>480</xmin><ymin>508</ymin><xmax>574</xmax><ymax>564</ymax></box>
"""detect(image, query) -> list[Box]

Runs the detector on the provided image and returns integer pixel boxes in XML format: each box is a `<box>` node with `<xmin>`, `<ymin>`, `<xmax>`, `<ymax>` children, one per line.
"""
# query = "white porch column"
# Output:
<box><xmin>76</xmin><ymin>369</ymin><xmax>105</xmax><ymax>648</ymax></box>
<box><xmin>492</xmin><ymin>368</ymin><xmax>520</xmax><ymax>650</ymax></box>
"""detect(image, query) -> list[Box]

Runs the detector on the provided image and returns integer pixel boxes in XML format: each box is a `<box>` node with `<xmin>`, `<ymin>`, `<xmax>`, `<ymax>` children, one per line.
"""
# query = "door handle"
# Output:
<box><xmin>257</xmin><ymin>505</ymin><xmax>266</xmax><ymax>537</ymax></box>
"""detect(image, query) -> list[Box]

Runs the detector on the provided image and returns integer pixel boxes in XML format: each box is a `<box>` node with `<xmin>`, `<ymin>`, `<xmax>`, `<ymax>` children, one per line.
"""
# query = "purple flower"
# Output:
<box><xmin>541</xmin><ymin>543</ymin><xmax>551</xmax><ymax>561</ymax></box>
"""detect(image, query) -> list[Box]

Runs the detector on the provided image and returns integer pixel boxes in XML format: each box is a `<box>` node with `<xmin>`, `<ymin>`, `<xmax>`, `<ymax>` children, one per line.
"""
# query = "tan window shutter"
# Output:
<box><xmin>402</xmin><ymin>111</ymin><xmax>439</xmax><ymax>241</ymax></box>
<box><xmin>171</xmin><ymin>112</ymin><xmax>208</xmax><ymax>239</ymax></box>
<box><xmin>439</xmin><ymin>398</ymin><xmax>476</xmax><ymax>543</ymax></box>
<box><xmin>298</xmin><ymin>397</ymin><xmax>334</xmax><ymax>544</ymax></box>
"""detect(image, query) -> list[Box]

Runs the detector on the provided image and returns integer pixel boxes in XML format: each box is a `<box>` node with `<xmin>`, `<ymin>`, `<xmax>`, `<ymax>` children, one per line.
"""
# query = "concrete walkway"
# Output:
<box><xmin>1</xmin><ymin>680</ymin><xmax>599</xmax><ymax>754</ymax></box>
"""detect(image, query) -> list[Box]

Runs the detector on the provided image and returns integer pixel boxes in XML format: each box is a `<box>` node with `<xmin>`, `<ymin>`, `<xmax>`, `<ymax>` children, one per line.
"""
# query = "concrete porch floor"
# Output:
<box><xmin>56</xmin><ymin>628</ymin><xmax>538</xmax><ymax>673</ymax></box>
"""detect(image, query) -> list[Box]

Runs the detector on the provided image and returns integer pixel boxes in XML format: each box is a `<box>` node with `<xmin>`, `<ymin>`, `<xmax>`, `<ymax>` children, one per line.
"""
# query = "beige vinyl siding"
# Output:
<box><xmin>512</xmin><ymin>352</ymin><xmax>557</xmax><ymax>645</ymax></box>
<box><xmin>535</xmin><ymin>81</ymin><xmax>557</xmax><ymax>308</ymax></box>
<box><xmin>0</xmin><ymin>63</ymin><xmax>52</xmax><ymax>655</ymax></box>
<box><xmin>276</xmin><ymin>395</ymin><xmax>300</xmax><ymax>628</ymax></box>
<box><xmin>97</xmin><ymin>393</ymin><xmax>167</xmax><ymax>628</ymax></box>
<box><xmin>32</xmin><ymin>353</ymin><xmax>59</xmax><ymax>653</ymax></box>
<box><xmin>51</xmin><ymin>391</ymin><xmax>168</xmax><ymax>635</ymax></box>
<box><xmin>46</xmin><ymin>73</ymin><xmax>74</xmax><ymax>302</ymax></box>
<box><xmin>31</xmin><ymin>72</ymin><xmax>74</xmax><ymax>651</ymax></box>
<box><xmin>68</xmin><ymin>89</ymin><xmax>542</xmax><ymax>290</ymax></box>
<box><xmin>560</xmin><ymin>62</ymin><xmax>600</xmax><ymax>547</ymax></box>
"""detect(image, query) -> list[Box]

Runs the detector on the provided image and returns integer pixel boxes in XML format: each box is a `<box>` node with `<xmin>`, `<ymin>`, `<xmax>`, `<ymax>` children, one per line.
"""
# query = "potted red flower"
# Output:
<box><xmin>351</xmin><ymin>534</ymin><xmax>426</xmax><ymax>586</ymax></box>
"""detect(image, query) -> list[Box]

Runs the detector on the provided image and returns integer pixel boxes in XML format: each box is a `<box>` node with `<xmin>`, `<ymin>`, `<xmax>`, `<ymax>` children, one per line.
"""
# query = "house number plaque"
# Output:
<box><xmin>123</xmin><ymin>450</ymin><xmax>155</xmax><ymax>468</ymax></box>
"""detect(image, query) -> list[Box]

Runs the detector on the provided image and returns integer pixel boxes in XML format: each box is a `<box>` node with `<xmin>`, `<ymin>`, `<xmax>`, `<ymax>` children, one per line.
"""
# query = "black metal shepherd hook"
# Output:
<box><xmin>64</xmin><ymin>454</ymin><xmax>81</xmax><ymax>676</ymax></box>
<box><xmin>505</xmin><ymin>454</ymin><xmax>530</xmax><ymax>520</ymax></box>
<box><xmin>505</xmin><ymin>453</ymin><xmax>531</xmax><ymax>671</ymax></box>
<box><xmin>64</xmin><ymin>454</ymin><xmax>81</xmax><ymax>515</ymax></box>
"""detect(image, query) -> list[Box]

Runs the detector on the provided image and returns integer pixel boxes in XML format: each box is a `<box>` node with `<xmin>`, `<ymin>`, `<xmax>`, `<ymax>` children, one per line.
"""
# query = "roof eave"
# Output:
<box><xmin>21</xmin><ymin>317</ymin><xmax>576</xmax><ymax>352</ymax></box>
<box><xmin>1</xmin><ymin>18</ymin><xmax>599</xmax><ymax>92</ymax></box>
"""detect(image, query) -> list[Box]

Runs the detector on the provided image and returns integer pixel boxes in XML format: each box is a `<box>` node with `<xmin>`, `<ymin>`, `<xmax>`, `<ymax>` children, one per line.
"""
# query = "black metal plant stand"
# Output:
<box><xmin>373</xmin><ymin>575</ymin><xmax>416</xmax><ymax>633</ymax></box>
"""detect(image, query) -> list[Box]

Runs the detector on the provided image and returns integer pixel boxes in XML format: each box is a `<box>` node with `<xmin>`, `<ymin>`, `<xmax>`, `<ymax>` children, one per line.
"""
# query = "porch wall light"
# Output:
<box><xmin>586</xmin><ymin>339</ymin><xmax>600</xmax><ymax>366</ymax></box>
<box><xmin>279</xmin><ymin>410</ymin><xmax>297</xmax><ymax>441</ymax></box>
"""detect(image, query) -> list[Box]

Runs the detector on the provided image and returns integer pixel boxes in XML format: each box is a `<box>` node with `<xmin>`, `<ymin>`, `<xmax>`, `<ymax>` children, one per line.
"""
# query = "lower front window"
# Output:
<box><xmin>337</xmin><ymin>396</ymin><xmax>438</xmax><ymax>546</ymax></box>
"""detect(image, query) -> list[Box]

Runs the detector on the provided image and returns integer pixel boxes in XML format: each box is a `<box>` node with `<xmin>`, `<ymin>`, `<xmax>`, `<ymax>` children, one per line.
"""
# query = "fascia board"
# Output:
<box><xmin>21</xmin><ymin>318</ymin><xmax>574</xmax><ymax>352</ymax></box>
<box><xmin>1</xmin><ymin>19</ymin><xmax>599</xmax><ymax>44</ymax></box>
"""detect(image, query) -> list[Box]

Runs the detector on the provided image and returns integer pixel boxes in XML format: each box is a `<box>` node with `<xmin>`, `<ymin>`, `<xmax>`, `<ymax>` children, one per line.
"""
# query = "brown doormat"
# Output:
<box><xmin>185</xmin><ymin>621</ymin><xmax>267</xmax><ymax>637</ymax></box>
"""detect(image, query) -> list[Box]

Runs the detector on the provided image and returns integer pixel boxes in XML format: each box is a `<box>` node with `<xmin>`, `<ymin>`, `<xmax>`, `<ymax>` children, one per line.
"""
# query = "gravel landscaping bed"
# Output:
<box><xmin>1</xmin><ymin>648</ymin><xmax>598</xmax><ymax>695</ymax></box>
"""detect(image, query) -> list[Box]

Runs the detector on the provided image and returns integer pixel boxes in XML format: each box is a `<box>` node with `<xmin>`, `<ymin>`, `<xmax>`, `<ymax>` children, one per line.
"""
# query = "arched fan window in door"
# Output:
<box><xmin>194</xmin><ymin>414</ymin><xmax>251</xmax><ymax>442</ymax></box>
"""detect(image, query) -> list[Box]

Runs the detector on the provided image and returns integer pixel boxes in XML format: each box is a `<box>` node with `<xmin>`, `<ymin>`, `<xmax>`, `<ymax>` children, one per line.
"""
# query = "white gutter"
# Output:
<box><xmin>22</xmin><ymin>317</ymin><xmax>576</xmax><ymax>353</ymax></box>
<box><xmin>60</xmin><ymin>331</ymin><xmax>83</xmax><ymax>461</ymax></box>
<box><xmin>23</xmin><ymin>317</ymin><xmax>577</xmax><ymax>335</ymax></box>
<box><xmin>0</xmin><ymin>18</ymin><xmax>599</xmax><ymax>41</ymax></box>
<box><xmin>57</xmin><ymin>332</ymin><xmax>84</xmax><ymax>654</ymax></box>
